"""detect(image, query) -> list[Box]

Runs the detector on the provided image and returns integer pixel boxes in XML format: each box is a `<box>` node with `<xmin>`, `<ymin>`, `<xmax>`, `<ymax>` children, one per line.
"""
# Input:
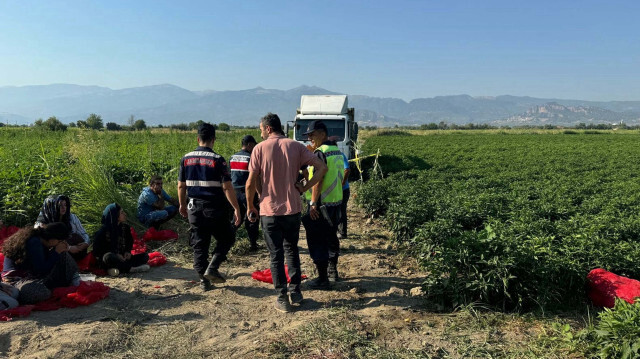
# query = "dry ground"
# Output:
<box><xmin>0</xmin><ymin>204</ymin><xmax>581</xmax><ymax>359</ymax></box>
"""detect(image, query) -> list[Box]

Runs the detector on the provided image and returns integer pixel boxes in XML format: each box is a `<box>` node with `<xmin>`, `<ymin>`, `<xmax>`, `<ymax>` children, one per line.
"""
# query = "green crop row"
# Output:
<box><xmin>357</xmin><ymin>131</ymin><xmax>640</xmax><ymax>310</ymax></box>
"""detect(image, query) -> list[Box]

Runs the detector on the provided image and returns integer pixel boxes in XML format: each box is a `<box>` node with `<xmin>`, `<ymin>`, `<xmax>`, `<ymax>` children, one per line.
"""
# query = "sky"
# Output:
<box><xmin>0</xmin><ymin>0</ymin><xmax>639</xmax><ymax>101</ymax></box>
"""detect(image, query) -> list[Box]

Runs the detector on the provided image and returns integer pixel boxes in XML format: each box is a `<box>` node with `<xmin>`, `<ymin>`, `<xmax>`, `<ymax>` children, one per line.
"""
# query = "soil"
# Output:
<box><xmin>0</xmin><ymin>204</ymin><xmax>447</xmax><ymax>359</ymax></box>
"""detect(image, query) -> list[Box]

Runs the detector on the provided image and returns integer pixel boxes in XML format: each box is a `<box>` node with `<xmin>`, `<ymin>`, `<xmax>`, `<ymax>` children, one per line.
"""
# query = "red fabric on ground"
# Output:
<box><xmin>0</xmin><ymin>281</ymin><xmax>110</xmax><ymax>321</ymax></box>
<box><xmin>0</xmin><ymin>253</ymin><xmax>4</xmax><ymax>272</ymax></box>
<box><xmin>131</xmin><ymin>227</ymin><xmax>148</xmax><ymax>255</ymax></box>
<box><xmin>76</xmin><ymin>252</ymin><xmax>106</xmax><ymax>276</ymax></box>
<box><xmin>143</xmin><ymin>227</ymin><xmax>178</xmax><ymax>242</ymax></box>
<box><xmin>0</xmin><ymin>225</ymin><xmax>19</xmax><ymax>241</ymax></box>
<box><xmin>0</xmin><ymin>305</ymin><xmax>34</xmax><ymax>321</ymax></box>
<box><xmin>147</xmin><ymin>252</ymin><xmax>167</xmax><ymax>267</ymax></box>
<box><xmin>251</xmin><ymin>266</ymin><xmax>307</xmax><ymax>284</ymax></box>
<box><xmin>587</xmin><ymin>268</ymin><xmax>640</xmax><ymax>308</ymax></box>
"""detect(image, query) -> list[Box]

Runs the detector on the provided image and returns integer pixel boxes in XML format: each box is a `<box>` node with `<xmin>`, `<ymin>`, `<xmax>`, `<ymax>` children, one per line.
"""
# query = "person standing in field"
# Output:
<box><xmin>337</xmin><ymin>150</ymin><xmax>350</xmax><ymax>240</ymax></box>
<box><xmin>229</xmin><ymin>135</ymin><xmax>260</xmax><ymax>252</ymax></box>
<box><xmin>327</xmin><ymin>136</ymin><xmax>351</xmax><ymax>240</ymax></box>
<box><xmin>246</xmin><ymin>113</ymin><xmax>327</xmax><ymax>313</ymax></box>
<box><xmin>301</xmin><ymin>121</ymin><xmax>345</xmax><ymax>287</ymax></box>
<box><xmin>178</xmin><ymin>123</ymin><xmax>242</xmax><ymax>291</ymax></box>
<box><xmin>136</xmin><ymin>175</ymin><xmax>179</xmax><ymax>228</ymax></box>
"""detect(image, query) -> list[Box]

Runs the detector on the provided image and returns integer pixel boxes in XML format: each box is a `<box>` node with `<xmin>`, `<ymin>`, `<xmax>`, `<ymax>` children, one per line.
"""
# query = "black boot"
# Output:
<box><xmin>204</xmin><ymin>254</ymin><xmax>226</xmax><ymax>283</ymax></box>
<box><xmin>328</xmin><ymin>257</ymin><xmax>340</xmax><ymax>282</ymax></box>
<box><xmin>199</xmin><ymin>274</ymin><xmax>213</xmax><ymax>291</ymax></box>
<box><xmin>307</xmin><ymin>261</ymin><xmax>331</xmax><ymax>290</ymax></box>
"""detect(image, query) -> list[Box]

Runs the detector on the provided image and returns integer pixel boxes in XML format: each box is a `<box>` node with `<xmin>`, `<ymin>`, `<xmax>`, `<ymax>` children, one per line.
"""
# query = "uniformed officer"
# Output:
<box><xmin>178</xmin><ymin>123</ymin><xmax>242</xmax><ymax>291</ymax></box>
<box><xmin>301</xmin><ymin>120</ymin><xmax>345</xmax><ymax>289</ymax></box>
<box><xmin>229</xmin><ymin>135</ymin><xmax>260</xmax><ymax>251</ymax></box>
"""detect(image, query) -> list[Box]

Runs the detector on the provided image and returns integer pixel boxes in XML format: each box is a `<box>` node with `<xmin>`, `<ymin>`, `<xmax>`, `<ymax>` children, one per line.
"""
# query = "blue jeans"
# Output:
<box><xmin>141</xmin><ymin>205</ymin><xmax>178</xmax><ymax>227</ymax></box>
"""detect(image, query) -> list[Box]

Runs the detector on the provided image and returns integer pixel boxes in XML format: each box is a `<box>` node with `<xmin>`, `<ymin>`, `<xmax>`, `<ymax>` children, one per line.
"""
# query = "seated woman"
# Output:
<box><xmin>1</xmin><ymin>223</ymin><xmax>80</xmax><ymax>304</ymax></box>
<box><xmin>35</xmin><ymin>195</ymin><xmax>90</xmax><ymax>261</ymax></box>
<box><xmin>93</xmin><ymin>203</ymin><xmax>149</xmax><ymax>276</ymax></box>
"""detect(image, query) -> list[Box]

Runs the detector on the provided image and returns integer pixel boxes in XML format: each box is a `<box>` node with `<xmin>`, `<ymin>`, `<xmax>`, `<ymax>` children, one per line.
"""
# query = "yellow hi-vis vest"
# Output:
<box><xmin>305</xmin><ymin>144</ymin><xmax>344</xmax><ymax>206</ymax></box>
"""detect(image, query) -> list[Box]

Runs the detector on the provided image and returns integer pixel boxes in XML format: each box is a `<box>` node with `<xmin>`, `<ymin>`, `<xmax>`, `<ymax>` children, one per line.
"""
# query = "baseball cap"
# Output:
<box><xmin>303</xmin><ymin>120</ymin><xmax>328</xmax><ymax>135</ymax></box>
<box><xmin>242</xmin><ymin>135</ymin><xmax>257</xmax><ymax>146</ymax></box>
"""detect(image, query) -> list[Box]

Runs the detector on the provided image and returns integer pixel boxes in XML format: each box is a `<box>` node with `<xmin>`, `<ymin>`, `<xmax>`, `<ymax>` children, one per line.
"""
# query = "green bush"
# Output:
<box><xmin>588</xmin><ymin>299</ymin><xmax>640</xmax><ymax>359</ymax></box>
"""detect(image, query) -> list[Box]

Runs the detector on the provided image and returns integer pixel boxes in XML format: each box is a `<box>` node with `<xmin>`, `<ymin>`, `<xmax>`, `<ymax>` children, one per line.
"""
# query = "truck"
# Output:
<box><xmin>286</xmin><ymin>95</ymin><xmax>358</xmax><ymax>159</ymax></box>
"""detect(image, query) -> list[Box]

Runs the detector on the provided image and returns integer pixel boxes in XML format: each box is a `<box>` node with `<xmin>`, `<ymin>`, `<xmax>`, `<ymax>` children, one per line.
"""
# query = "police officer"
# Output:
<box><xmin>178</xmin><ymin>123</ymin><xmax>242</xmax><ymax>291</ymax></box>
<box><xmin>301</xmin><ymin>120</ymin><xmax>345</xmax><ymax>289</ymax></box>
<box><xmin>229</xmin><ymin>135</ymin><xmax>260</xmax><ymax>251</ymax></box>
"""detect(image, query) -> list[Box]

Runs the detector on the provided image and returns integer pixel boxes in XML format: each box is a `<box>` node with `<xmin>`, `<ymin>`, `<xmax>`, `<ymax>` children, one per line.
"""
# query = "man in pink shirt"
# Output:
<box><xmin>246</xmin><ymin>113</ymin><xmax>327</xmax><ymax>313</ymax></box>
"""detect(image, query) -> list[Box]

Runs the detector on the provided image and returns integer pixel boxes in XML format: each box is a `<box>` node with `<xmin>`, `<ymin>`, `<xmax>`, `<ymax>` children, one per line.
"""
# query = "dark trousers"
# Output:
<box><xmin>338</xmin><ymin>188</ymin><xmax>350</xmax><ymax>236</ymax></box>
<box><xmin>235</xmin><ymin>189</ymin><xmax>260</xmax><ymax>244</ymax></box>
<box><xmin>261</xmin><ymin>214</ymin><xmax>302</xmax><ymax>298</ymax></box>
<box><xmin>102</xmin><ymin>252</ymin><xmax>150</xmax><ymax>273</ymax></box>
<box><xmin>188</xmin><ymin>198</ymin><xmax>236</xmax><ymax>275</ymax></box>
<box><xmin>302</xmin><ymin>205</ymin><xmax>341</xmax><ymax>263</ymax></box>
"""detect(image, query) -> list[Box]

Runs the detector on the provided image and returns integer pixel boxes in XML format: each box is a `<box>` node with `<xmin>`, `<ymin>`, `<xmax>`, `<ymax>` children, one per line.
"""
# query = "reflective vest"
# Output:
<box><xmin>305</xmin><ymin>144</ymin><xmax>344</xmax><ymax>206</ymax></box>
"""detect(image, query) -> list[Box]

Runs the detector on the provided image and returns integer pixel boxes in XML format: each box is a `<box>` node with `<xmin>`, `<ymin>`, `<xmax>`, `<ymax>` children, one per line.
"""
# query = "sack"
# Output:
<box><xmin>587</xmin><ymin>268</ymin><xmax>640</xmax><ymax>308</ymax></box>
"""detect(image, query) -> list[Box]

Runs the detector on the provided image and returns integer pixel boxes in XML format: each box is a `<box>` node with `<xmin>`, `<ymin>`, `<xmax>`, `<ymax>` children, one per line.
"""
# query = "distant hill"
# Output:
<box><xmin>1</xmin><ymin>84</ymin><xmax>639</xmax><ymax>127</ymax></box>
<box><xmin>494</xmin><ymin>102</ymin><xmax>640</xmax><ymax>127</ymax></box>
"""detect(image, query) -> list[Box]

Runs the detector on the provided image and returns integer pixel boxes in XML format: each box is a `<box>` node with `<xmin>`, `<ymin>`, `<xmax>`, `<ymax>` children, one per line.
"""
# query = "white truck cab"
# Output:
<box><xmin>286</xmin><ymin>95</ymin><xmax>358</xmax><ymax>159</ymax></box>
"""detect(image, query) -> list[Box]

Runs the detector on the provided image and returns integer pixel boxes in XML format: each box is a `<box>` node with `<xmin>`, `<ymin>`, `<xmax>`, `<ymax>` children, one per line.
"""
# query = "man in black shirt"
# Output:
<box><xmin>229</xmin><ymin>135</ymin><xmax>260</xmax><ymax>251</ymax></box>
<box><xmin>178</xmin><ymin>123</ymin><xmax>242</xmax><ymax>291</ymax></box>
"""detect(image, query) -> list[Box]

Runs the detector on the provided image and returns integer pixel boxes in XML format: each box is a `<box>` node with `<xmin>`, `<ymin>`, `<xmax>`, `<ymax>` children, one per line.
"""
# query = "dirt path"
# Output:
<box><xmin>1</xmin><ymin>205</ymin><xmax>438</xmax><ymax>359</ymax></box>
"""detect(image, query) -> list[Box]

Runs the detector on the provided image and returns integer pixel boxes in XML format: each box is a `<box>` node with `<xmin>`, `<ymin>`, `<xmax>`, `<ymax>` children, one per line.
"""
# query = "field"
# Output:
<box><xmin>2</xmin><ymin>127</ymin><xmax>640</xmax><ymax>357</ymax></box>
<box><xmin>357</xmin><ymin>129</ymin><xmax>640</xmax><ymax>356</ymax></box>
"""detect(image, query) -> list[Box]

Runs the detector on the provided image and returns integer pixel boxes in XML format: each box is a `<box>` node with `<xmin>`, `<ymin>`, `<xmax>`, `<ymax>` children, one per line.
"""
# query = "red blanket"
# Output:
<box><xmin>252</xmin><ymin>266</ymin><xmax>307</xmax><ymax>284</ymax></box>
<box><xmin>0</xmin><ymin>281</ymin><xmax>110</xmax><ymax>321</ymax></box>
<box><xmin>143</xmin><ymin>227</ymin><xmax>178</xmax><ymax>242</ymax></box>
<box><xmin>587</xmin><ymin>268</ymin><xmax>640</xmax><ymax>308</ymax></box>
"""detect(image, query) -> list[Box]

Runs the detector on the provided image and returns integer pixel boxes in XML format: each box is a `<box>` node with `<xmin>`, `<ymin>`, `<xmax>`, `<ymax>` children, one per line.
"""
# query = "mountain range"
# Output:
<box><xmin>1</xmin><ymin>84</ymin><xmax>639</xmax><ymax>127</ymax></box>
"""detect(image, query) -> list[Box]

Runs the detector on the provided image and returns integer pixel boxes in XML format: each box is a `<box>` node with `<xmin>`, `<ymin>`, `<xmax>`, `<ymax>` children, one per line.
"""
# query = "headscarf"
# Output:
<box><xmin>36</xmin><ymin>195</ymin><xmax>71</xmax><ymax>228</ymax></box>
<box><xmin>101</xmin><ymin>203</ymin><xmax>122</xmax><ymax>244</ymax></box>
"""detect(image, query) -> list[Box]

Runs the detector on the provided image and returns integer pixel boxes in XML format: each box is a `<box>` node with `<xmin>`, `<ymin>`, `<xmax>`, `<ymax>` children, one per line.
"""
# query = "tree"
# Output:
<box><xmin>76</xmin><ymin>120</ymin><xmax>88</xmax><ymax>128</ymax></box>
<box><xmin>127</xmin><ymin>115</ymin><xmax>135</xmax><ymax>127</ymax></box>
<box><xmin>36</xmin><ymin>116</ymin><xmax>67</xmax><ymax>131</ymax></box>
<box><xmin>420</xmin><ymin>123</ymin><xmax>439</xmax><ymax>130</ymax></box>
<box><xmin>218</xmin><ymin>122</ymin><xmax>231</xmax><ymax>131</ymax></box>
<box><xmin>133</xmin><ymin>119</ymin><xmax>147</xmax><ymax>130</ymax></box>
<box><xmin>68</xmin><ymin>122</ymin><xmax>77</xmax><ymax>128</ymax></box>
<box><xmin>188</xmin><ymin>120</ymin><xmax>205</xmax><ymax>130</ymax></box>
<box><xmin>86</xmin><ymin>113</ymin><xmax>103</xmax><ymax>130</ymax></box>
<box><xmin>106</xmin><ymin>122</ymin><xmax>122</xmax><ymax>131</ymax></box>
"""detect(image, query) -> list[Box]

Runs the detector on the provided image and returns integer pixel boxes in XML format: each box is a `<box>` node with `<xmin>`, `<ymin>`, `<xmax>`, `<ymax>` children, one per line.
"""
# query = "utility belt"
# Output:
<box><xmin>187</xmin><ymin>197</ymin><xmax>217</xmax><ymax>210</ymax></box>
